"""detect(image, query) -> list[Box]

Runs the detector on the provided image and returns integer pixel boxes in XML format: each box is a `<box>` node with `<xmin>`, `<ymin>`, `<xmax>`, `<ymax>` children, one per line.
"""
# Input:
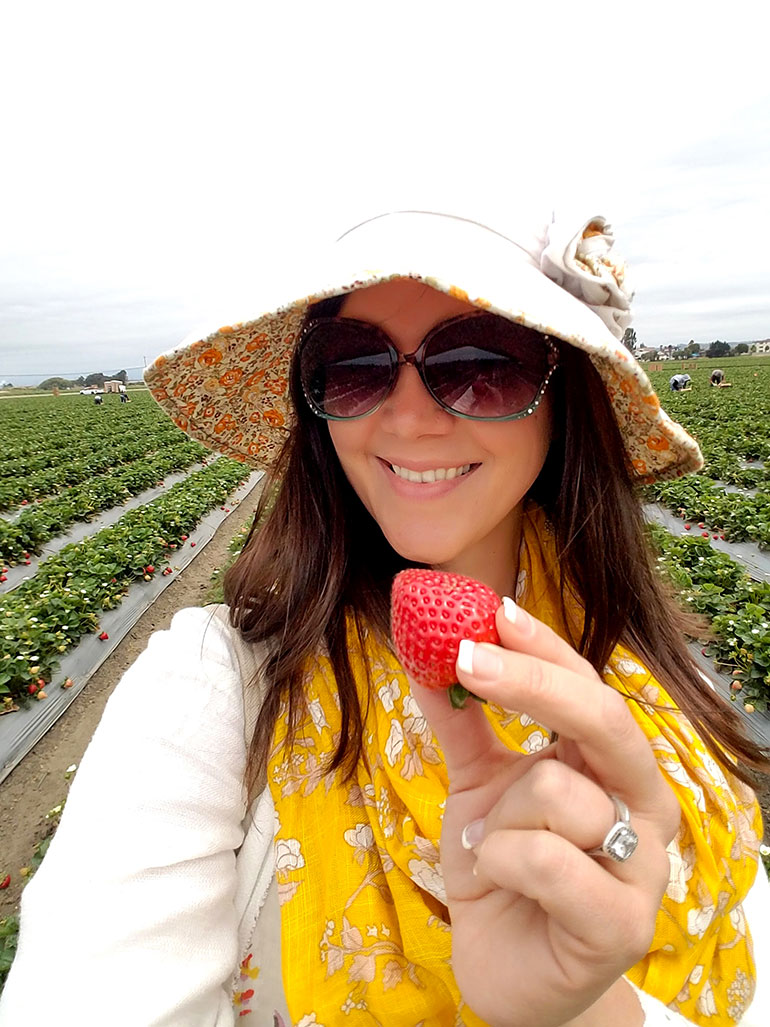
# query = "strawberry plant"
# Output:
<box><xmin>0</xmin><ymin>458</ymin><xmax>248</xmax><ymax>703</ymax></box>
<box><xmin>649</xmin><ymin>524</ymin><xmax>770</xmax><ymax>710</ymax></box>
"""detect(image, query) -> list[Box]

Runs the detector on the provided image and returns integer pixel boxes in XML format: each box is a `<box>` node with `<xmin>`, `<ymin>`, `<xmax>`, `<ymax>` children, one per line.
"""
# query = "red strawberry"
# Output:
<box><xmin>28</xmin><ymin>683</ymin><xmax>38</xmax><ymax>695</ymax></box>
<box><xmin>145</xmin><ymin>565</ymin><xmax>155</xmax><ymax>574</ymax></box>
<box><xmin>390</xmin><ymin>569</ymin><xmax>501</xmax><ymax>709</ymax></box>
<box><xmin>99</xmin><ymin>631</ymin><xmax>109</xmax><ymax>641</ymax></box>
<box><xmin>181</xmin><ymin>534</ymin><xmax>188</xmax><ymax>541</ymax></box>
<box><xmin>701</xmin><ymin>532</ymin><xmax>709</xmax><ymax>538</ymax></box>
<box><xmin>0</xmin><ymin>874</ymin><xmax>10</xmax><ymax>890</ymax></box>
<box><xmin>684</xmin><ymin>524</ymin><xmax>691</xmax><ymax>530</ymax></box>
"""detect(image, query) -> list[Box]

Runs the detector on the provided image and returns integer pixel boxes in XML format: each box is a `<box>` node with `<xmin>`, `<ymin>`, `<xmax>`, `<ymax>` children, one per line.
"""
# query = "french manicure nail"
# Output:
<box><xmin>457</xmin><ymin>639</ymin><xmax>502</xmax><ymax>679</ymax></box>
<box><xmin>502</xmin><ymin>596</ymin><xmax>534</xmax><ymax>636</ymax></box>
<box><xmin>461</xmin><ymin>818</ymin><xmax>485</xmax><ymax>850</ymax></box>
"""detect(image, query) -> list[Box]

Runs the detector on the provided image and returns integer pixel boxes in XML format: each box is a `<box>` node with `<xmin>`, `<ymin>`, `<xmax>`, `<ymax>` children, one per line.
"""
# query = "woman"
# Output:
<box><xmin>1</xmin><ymin>210</ymin><xmax>767</xmax><ymax>1026</ymax></box>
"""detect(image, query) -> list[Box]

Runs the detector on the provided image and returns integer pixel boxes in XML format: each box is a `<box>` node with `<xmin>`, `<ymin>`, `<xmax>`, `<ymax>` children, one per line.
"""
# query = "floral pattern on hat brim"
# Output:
<box><xmin>144</xmin><ymin>273</ymin><xmax>703</xmax><ymax>483</ymax></box>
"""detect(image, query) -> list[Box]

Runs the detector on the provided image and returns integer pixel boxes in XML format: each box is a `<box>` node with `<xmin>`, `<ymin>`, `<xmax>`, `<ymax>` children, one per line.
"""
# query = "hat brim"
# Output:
<box><xmin>144</xmin><ymin>214</ymin><xmax>702</xmax><ymax>483</ymax></box>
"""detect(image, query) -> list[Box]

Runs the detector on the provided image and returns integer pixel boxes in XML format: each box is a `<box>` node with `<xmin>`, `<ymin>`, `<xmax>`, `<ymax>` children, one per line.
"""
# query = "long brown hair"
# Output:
<box><xmin>225</xmin><ymin>297</ymin><xmax>768</xmax><ymax>804</ymax></box>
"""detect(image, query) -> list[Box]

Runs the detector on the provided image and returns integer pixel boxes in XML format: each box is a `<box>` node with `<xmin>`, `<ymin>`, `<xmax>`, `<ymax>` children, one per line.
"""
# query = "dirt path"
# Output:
<box><xmin>0</xmin><ymin>486</ymin><xmax>264</xmax><ymax>916</ymax></box>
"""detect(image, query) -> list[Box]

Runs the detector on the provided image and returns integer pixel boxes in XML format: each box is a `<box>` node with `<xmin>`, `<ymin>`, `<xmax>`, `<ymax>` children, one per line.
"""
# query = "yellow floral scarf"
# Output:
<box><xmin>267</xmin><ymin>506</ymin><xmax>762</xmax><ymax>1026</ymax></box>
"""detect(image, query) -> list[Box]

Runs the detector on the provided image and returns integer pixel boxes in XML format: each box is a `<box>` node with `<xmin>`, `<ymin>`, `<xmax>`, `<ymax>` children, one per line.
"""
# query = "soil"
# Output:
<box><xmin>0</xmin><ymin>486</ymin><xmax>265</xmax><ymax>916</ymax></box>
<box><xmin>2</xmin><ymin>483</ymin><xmax>769</xmax><ymax>915</ymax></box>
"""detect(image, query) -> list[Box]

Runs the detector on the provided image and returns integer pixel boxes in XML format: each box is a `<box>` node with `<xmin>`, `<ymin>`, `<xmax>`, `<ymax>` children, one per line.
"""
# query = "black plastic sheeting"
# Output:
<box><xmin>0</xmin><ymin>471</ymin><xmax>264</xmax><ymax>785</ymax></box>
<box><xmin>1</xmin><ymin>463</ymin><xmax>206</xmax><ymax>596</ymax></box>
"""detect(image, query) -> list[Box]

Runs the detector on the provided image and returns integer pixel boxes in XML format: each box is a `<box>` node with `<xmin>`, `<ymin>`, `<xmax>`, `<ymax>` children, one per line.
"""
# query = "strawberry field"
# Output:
<box><xmin>644</xmin><ymin>360</ymin><xmax>770</xmax><ymax>716</ymax></box>
<box><xmin>0</xmin><ymin>390</ymin><xmax>260</xmax><ymax>738</ymax></box>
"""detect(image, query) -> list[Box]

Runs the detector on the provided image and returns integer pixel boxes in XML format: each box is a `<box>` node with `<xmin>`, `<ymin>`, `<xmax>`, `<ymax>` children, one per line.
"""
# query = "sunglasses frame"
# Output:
<box><xmin>298</xmin><ymin>309</ymin><xmax>560</xmax><ymax>423</ymax></box>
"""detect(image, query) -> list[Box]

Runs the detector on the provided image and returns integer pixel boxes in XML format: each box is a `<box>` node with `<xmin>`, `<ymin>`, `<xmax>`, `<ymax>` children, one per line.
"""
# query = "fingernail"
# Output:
<box><xmin>502</xmin><ymin>596</ymin><xmax>534</xmax><ymax>636</ymax></box>
<box><xmin>461</xmin><ymin>818</ymin><xmax>485</xmax><ymax>850</ymax></box>
<box><xmin>457</xmin><ymin>639</ymin><xmax>502</xmax><ymax>679</ymax></box>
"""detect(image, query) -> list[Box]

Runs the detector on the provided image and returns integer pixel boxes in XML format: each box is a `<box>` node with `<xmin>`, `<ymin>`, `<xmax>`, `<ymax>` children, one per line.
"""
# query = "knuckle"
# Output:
<box><xmin>525</xmin><ymin>831</ymin><xmax>569</xmax><ymax>885</ymax></box>
<box><xmin>525</xmin><ymin>657</ymin><xmax>550</xmax><ymax>702</ymax></box>
<box><xmin>528</xmin><ymin>758</ymin><xmax>569</xmax><ymax>810</ymax></box>
<box><xmin>597</xmin><ymin>686</ymin><xmax>636</xmax><ymax>742</ymax></box>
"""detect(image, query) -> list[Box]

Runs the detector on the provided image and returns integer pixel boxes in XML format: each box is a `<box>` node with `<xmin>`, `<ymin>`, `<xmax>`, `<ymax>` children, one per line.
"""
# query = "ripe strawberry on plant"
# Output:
<box><xmin>390</xmin><ymin>569</ymin><xmax>501</xmax><ymax>709</ymax></box>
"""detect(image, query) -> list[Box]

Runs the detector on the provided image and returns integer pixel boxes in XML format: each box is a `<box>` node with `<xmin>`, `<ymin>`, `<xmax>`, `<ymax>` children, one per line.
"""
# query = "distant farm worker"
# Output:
<box><xmin>93</xmin><ymin>393</ymin><xmax>103</xmax><ymax>406</ymax></box>
<box><xmin>710</xmin><ymin>368</ymin><xmax>732</xmax><ymax>388</ymax></box>
<box><xmin>668</xmin><ymin>372</ymin><xmax>692</xmax><ymax>392</ymax></box>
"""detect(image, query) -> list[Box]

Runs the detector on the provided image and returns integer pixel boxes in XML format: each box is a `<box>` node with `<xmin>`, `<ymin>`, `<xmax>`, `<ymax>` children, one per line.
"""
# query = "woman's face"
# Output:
<box><xmin>327</xmin><ymin>278</ymin><xmax>553</xmax><ymax>594</ymax></box>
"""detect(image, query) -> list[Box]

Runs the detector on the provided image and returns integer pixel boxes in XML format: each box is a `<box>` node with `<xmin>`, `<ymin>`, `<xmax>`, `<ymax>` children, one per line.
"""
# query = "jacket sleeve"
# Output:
<box><xmin>0</xmin><ymin>606</ymin><xmax>251</xmax><ymax>1027</ymax></box>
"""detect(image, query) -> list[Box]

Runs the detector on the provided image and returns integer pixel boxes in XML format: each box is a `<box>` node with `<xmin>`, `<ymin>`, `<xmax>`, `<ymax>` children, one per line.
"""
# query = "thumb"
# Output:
<box><xmin>408</xmin><ymin>672</ymin><xmax>505</xmax><ymax>790</ymax></box>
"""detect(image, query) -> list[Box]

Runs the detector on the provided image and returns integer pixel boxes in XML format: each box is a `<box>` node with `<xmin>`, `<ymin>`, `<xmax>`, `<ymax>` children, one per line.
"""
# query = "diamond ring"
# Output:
<box><xmin>586</xmin><ymin>794</ymin><xmax>639</xmax><ymax>863</ymax></box>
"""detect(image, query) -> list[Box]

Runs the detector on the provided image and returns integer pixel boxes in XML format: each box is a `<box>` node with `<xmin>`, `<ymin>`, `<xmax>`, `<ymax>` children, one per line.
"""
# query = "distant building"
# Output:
<box><xmin>753</xmin><ymin>340</ymin><xmax>770</xmax><ymax>354</ymax></box>
<box><xmin>103</xmin><ymin>380</ymin><xmax>123</xmax><ymax>394</ymax></box>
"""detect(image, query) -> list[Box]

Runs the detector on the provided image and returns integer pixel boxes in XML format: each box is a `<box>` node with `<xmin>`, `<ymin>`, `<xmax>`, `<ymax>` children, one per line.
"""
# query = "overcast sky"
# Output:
<box><xmin>2</xmin><ymin>1</ymin><xmax>769</xmax><ymax>384</ymax></box>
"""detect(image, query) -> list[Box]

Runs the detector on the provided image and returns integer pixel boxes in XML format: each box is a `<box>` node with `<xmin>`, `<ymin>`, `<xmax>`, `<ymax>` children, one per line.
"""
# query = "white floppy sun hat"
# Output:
<box><xmin>144</xmin><ymin>210</ymin><xmax>703</xmax><ymax>483</ymax></box>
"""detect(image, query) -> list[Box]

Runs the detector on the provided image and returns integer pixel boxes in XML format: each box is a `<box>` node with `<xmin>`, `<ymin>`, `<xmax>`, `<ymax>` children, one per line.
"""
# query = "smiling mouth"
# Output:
<box><xmin>388</xmin><ymin>463</ymin><xmax>477</xmax><ymax>483</ymax></box>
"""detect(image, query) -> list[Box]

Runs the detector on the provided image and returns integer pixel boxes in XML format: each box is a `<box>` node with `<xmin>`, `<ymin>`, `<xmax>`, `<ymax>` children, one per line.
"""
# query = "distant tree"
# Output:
<box><xmin>734</xmin><ymin>343</ymin><xmax>749</xmax><ymax>354</ymax></box>
<box><xmin>621</xmin><ymin>327</ymin><xmax>638</xmax><ymax>353</ymax></box>
<box><xmin>85</xmin><ymin>372</ymin><xmax>106</xmax><ymax>387</ymax></box>
<box><xmin>76</xmin><ymin>376</ymin><xmax>86</xmax><ymax>385</ymax></box>
<box><xmin>684</xmin><ymin>340</ymin><xmax>700</xmax><ymax>357</ymax></box>
<box><xmin>115</xmin><ymin>369</ymin><xmax>128</xmax><ymax>384</ymax></box>
<box><xmin>706</xmin><ymin>340</ymin><xmax>731</xmax><ymax>358</ymax></box>
<box><xmin>39</xmin><ymin>376</ymin><xmax>75</xmax><ymax>390</ymax></box>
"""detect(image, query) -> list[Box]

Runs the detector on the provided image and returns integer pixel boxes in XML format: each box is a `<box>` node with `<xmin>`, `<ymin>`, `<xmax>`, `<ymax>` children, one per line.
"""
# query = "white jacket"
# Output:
<box><xmin>1</xmin><ymin>606</ymin><xmax>767</xmax><ymax>1025</ymax></box>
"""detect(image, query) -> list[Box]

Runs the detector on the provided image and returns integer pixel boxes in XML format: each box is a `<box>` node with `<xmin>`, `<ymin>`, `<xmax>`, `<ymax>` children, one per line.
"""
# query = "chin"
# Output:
<box><xmin>384</xmin><ymin>530</ymin><xmax>461</xmax><ymax>568</ymax></box>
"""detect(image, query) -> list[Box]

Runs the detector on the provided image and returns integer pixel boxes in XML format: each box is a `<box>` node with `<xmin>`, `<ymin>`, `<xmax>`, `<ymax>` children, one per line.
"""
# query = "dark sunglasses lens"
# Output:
<box><xmin>300</xmin><ymin>321</ymin><xmax>394</xmax><ymax>418</ymax></box>
<box><xmin>424</xmin><ymin>315</ymin><xmax>550</xmax><ymax>417</ymax></box>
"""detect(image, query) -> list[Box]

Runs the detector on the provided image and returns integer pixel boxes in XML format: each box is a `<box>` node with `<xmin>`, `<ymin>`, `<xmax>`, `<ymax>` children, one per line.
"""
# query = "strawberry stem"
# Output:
<box><xmin>447</xmin><ymin>684</ymin><xmax>487</xmax><ymax>710</ymax></box>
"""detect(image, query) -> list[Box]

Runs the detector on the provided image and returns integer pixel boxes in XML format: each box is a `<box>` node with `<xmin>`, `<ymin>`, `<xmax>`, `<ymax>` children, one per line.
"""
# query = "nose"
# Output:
<box><xmin>379</xmin><ymin>358</ymin><xmax>453</xmax><ymax>435</ymax></box>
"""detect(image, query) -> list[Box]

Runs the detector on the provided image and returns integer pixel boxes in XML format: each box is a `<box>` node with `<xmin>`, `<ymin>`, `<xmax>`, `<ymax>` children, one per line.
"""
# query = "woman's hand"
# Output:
<box><xmin>409</xmin><ymin>600</ymin><xmax>681</xmax><ymax>1027</ymax></box>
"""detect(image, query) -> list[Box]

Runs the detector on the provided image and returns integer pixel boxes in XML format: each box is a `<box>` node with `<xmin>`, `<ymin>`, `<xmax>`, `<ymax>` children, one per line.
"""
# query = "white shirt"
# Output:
<box><xmin>1</xmin><ymin>606</ymin><xmax>767</xmax><ymax>1025</ymax></box>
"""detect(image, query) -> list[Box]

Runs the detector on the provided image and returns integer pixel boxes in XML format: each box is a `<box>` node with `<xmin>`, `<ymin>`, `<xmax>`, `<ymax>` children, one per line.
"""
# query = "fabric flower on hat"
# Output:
<box><xmin>540</xmin><ymin>216</ymin><xmax>633</xmax><ymax>340</ymax></box>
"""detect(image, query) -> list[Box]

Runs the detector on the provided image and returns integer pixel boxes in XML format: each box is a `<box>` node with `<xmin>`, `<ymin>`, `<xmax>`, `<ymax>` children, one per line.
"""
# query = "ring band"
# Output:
<box><xmin>586</xmin><ymin>794</ymin><xmax>639</xmax><ymax>863</ymax></box>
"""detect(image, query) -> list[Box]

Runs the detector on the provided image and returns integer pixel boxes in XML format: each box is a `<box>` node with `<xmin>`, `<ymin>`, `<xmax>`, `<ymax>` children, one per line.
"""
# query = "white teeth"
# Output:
<box><xmin>390</xmin><ymin>463</ymin><xmax>472</xmax><ymax>483</ymax></box>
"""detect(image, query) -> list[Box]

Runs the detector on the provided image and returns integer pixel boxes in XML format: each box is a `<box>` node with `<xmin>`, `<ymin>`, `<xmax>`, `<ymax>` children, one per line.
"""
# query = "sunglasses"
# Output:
<box><xmin>298</xmin><ymin>310</ymin><xmax>560</xmax><ymax>421</ymax></box>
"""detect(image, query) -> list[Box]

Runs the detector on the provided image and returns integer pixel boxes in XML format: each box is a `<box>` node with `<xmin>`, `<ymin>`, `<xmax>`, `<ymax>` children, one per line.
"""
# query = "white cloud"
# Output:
<box><xmin>2</xmin><ymin>1</ymin><xmax>769</xmax><ymax>380</ymax></box>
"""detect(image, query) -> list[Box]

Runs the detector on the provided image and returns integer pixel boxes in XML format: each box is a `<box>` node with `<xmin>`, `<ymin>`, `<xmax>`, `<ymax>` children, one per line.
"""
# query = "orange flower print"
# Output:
<box><xmin>632</xmin><ymin>458</ymin><xmax>649</xmax><ymax>475</ymax></box>
<box><xmin>154</xmin><ymin>354</ymin><xmax>168</xmax><ymax>369</ymax></box>
<box><xmin>262</xmin><ymin>408</ymin><xmax>285</xmax><ymax>427</ymax></box>
<box><xmin>214</xmin><ymin>414</ymin><xmax>237</xmax><ymax>434</ymax></box>
<box><xmin>245</xmin><ymin>332</ymin><xmax>269</xmax><ymax>353</ymax></box>
<box><xmin>198</xmin><ymin>347</ymin><xmax>223</xmax><ymax>367</ymax></box>
<box><xmin>218</xmin><ymin>325</ymin><xmax>235</xmax><ymax>335</ymax></box>
<box><xmin>266</xmin><ymin>376</ymin><xmax>287</xmax><ymax>396</ymax></box>
<box><xmin>249</xmin><ymin>411</ymin><xmax>263</xmax><ymax>424</ymax></box>
<box><xmin>642</xmin><ymin>394</ymin><xmax>660</xmax><ymax>411</ymax></box>
<box><xmin>619</xmin><ymin>379</ymin><xmax>633</xmax><ymax>395</ymax></box>
<box><xmin>247</xmin><ymin>439</ymin><xmax>261</xmax><ymax>456</ymax></box>
<box><xmin>231</xmin><ymin>431</ymin><xmax>244</xmax><ymax>446</ymax></box>
<box><xmin>174</xmin><ymin>416</ymin><xmax>189</xmax><ymax>432</ymax></box>
<box><xmin>244</xmin><ymin>369</ymin><xmax>267</xmax><ymax>387</ymax></box>
<box><xmin>219</xmin><ymin>368</ymin><xmax>243</xmax><ymax>388</ymax></box>
<box><xmin>179</xmin><ymin>401</ymin><xmax>197</xmax><ymax>418</ymax></box>
<box><xmin>203</xmin><ymin>405</ymin><xmax>216</xmax><ymax>418</ymax></box>
<box><xmin>151</xmin><ymin>387</ymin><xmax>169</xmax><ymax>402</ymax></box>
<box><xmin>646</xmin><ymin>434</ymin><xmax>670</xmax><ymax>452</ymax></box>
